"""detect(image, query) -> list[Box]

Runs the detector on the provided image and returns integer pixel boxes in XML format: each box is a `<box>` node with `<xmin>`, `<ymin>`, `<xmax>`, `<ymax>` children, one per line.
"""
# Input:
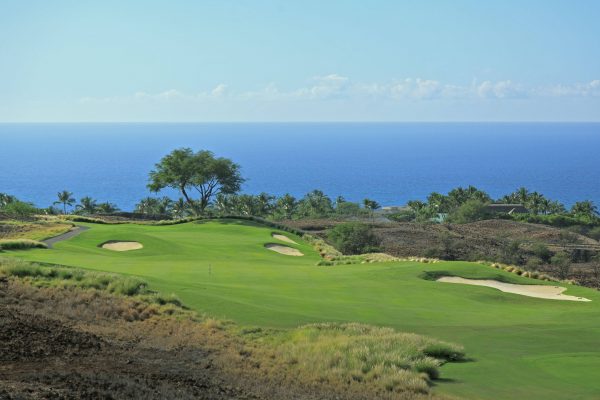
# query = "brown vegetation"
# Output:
<box><xmin>0</xmin><ymin>263</ymin><xmax>454</xmax><ymax>400</ymax></box>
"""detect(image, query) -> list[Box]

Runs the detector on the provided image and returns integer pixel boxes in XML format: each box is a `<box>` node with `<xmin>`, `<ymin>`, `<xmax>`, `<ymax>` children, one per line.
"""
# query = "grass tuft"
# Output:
<box><xmin>0</xmin><ymin>239</ymin><xmax>48</xmax><ymax>251</ymax></box>
<box><xmin>271</xmin><ymin>322</ymin><xmax>464</xmax><ymax>394</ymax></box>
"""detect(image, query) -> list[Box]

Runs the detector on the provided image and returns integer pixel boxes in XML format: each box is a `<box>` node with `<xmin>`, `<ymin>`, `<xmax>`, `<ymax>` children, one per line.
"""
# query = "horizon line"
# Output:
<box><xmin>1</xmin><ymin>120</ymin><xmax>600</xmax><ymax>125</ymax></box>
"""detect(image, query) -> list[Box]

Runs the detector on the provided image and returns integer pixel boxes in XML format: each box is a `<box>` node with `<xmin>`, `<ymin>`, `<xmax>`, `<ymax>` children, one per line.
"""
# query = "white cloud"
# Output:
<box><xmin>476</xmin><ymin>80</ymin><xmax>527</xmax><ymax>99</ymax></box>
<box><xmin>543</xmin><ymin>80</ymin><xmax>600</xmax><ymax>97</ymax></box>
<box><xmin>210</xmin><ymin>84</ymin><xmax>228</xmax><ymax>97</ymax></box>
<box><xmin>293</xmin><ymin>74</ymin><xmax>350</xmax><ymax>99</ymax></box>
<box><xmin>79</xmin><ymin>76</ymin><xmax>600</xmax><ymax>106</ymax></box>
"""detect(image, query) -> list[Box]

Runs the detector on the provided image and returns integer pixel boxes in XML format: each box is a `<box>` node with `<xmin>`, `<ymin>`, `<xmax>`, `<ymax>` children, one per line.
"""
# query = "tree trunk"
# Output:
<box><xmin>181</xmin><ymin>186</ymin><xmax>201</xmax><ymax>215</ymax></box>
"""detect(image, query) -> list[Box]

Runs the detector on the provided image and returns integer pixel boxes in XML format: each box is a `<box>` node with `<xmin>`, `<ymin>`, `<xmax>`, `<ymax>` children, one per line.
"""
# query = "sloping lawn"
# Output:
<box><xmin>7</xmin><ymin>220</ymin><xmax>600</xmax><ymax>400</ymax></box>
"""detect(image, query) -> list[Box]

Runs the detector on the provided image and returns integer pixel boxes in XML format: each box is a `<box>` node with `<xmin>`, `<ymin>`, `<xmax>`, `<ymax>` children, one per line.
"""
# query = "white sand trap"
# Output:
<box><xmin>437</xmin><ymin>276</ymin><xmax>590</xmax><ymax>302</ymax></box>
<box><xmin>265</xmin><ymin>243</ymin><xmax>304</xmax><ymax>256</ymax></box>
<box><xmin>272</xmin><ymin>233</ymin><xmax>298</xmax><ymax>244</ymax></box>
<box><xmin>101</xmin><ymin>241</ymin><xmax>143</xmax><ymax>252</ymax></box>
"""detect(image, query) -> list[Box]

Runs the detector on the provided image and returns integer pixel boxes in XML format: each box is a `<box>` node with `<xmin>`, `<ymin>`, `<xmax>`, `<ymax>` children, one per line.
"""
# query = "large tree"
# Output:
<box><xmin>148</xmin><ymin>148</ymin><xmax>244</xmax><ymax>214</ymax></box>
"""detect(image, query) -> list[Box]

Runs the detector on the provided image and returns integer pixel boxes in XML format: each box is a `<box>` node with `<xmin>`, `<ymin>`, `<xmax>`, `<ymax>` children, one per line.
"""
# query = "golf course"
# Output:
<box><xmin>6</xmin><ymin>219</ymin><xmax>600</xmax><ymax>400</ymax></box>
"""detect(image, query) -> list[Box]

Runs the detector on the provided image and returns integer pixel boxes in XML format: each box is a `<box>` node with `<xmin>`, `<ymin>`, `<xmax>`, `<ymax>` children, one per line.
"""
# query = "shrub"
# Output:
<box><xmin>423</xmin><ymin>342</ymin><xmax>466</xmax><ymax>362</ymax></box>
<box><xmin>587</xmin><ymin>226</ymin><xmax>600</xmax><ymax>241</ymax></box>
<box><xmin>327</xmin><ymin>222</ymin><xmax>380</xmax><ymax>255</ymax></box>
<box><xmin>447</xmin><ymin>200</ymin><xmax>491</xmax><ymax>224</ymax></box>
<box><xmin>107</xmin><ymin>277</ymin><xmax>147</xmax><ymax>296</ymax></box>
<box><xmin>413</xmin><ymin>358</ymin><xmax>441</xmax><ymax>380</ymax></box>
<box><xmin>0</xmin><ymin>201</ymin><xmax>38</xmax><ymax>220</ymax></box>
<box><xmin>387</xmin><ymin>210</ymin><xmax>416</xmax><ymax>222</ymax></box>
<box><xmin>530</xmin><ymin>243</ymin><xmax>553</xmax><ymax>263</ymax></box>
<box><xmin>0</xmin><ymin>239</ymin><xmax>48</xmax><ymax>251</ymax></box>
<box><xmin>551</xmin><ymin>252</ymin><xmax>572</xmax><ymax>279</ymax></box>
<box><xmin>274</xmin><ymin>323</ymin><xmax>464</xmax><ymax>394</ymax></box>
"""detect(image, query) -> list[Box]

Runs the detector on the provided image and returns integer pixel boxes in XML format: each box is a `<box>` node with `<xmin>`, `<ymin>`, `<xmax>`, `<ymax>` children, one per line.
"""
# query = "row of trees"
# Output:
<box><xmin>51</xmin><ymin>191</ymin><xmax>119</xmax><ymax>215</ymax></box>
<box><xmin>404</xmin><ymin>185</ymin><xmax>599</xmax><ymax>223</ymax></box>
<box><xmin>3</xmin><ymin>149</ymin><xmax>599</xmax><ymax>224</ymax></box>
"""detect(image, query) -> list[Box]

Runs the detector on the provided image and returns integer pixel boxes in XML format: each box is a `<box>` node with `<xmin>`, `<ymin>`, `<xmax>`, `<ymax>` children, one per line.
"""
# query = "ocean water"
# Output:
<box><xmin>1</xmin><ymin>122</ymin><xmax>599</xmax><ymax>211</ymax></box>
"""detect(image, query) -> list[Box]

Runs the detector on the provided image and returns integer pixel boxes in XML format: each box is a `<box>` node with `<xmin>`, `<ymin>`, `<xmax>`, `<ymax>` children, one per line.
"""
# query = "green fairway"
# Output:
<box><xmin>7</xmin><ymin>220</ymin><xmax>600</xmax><ymax>400</ymax></box>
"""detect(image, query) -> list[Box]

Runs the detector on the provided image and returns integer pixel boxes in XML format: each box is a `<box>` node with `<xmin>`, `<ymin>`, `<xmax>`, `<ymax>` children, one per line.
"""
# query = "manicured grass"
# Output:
<box><xmin>7</xmin><ymin>219</ymin><xmax>600</xmax><ymax>400</ymax></box>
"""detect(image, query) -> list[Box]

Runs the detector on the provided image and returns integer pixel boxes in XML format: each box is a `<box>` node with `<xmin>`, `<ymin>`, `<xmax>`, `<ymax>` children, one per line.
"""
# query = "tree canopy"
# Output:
<box><xmin>148</xmin><ymin>148</ymin><xmax>244</xmax><ymax>214</ymax></box>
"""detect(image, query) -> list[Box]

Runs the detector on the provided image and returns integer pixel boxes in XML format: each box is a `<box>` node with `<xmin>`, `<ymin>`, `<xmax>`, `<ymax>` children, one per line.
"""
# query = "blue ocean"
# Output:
<box><xmin>1</xmin><ymin>123</ymin><xmax>599</xmax><ymax>211</ymax></box>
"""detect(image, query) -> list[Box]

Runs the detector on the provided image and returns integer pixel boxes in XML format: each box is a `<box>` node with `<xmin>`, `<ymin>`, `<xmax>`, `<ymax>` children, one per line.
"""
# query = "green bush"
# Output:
<box><xmin>327</xmin><ymin>222</ymin><xmax>380</xmax><ymax>255</ymax></box>
<box><xmin>413</xmin><ymin>358</ymin><xmax>441</xmax><ymax>380</ymax></box>
<box><xmin>423</xmin><ymin>342</ymin><xmax>466</xmax><ymax>362</ymax></box>
<box><xmin>0</xmin><ymin>201</ymin><xmax>39</xmax><ymax>220</ymax></box>
<box><xmin>587</xmin><ymin>226</ymin><xmax>600</xmax><ymax>241</ymax></box>
<box><xmin>510</xmin><ymin>213</ymin><xmax>600</xmax><ymax>228</ymax></box>
<box><xmin>0</xmin><ymin>239</ymin><xmax>48</xmax><ymax>251</ymax></box>
<box><xmin>447</xmin><ymin>200</ymin><xmax>491</xmax><ymax>224</ymax></box>
<box><xmin>107</xmin><ymin>277</ymin><xmax>147</xmax><ymax>296</ymax></box>
<box><xmin>387</xmin><ymin>210</ymin><xmax>416</xmax><ymax>222</ymax></box>
<box><xmin>530</xmin><ymin>243</ymin><xmax>553</xmax><ymax>263</ymax></box>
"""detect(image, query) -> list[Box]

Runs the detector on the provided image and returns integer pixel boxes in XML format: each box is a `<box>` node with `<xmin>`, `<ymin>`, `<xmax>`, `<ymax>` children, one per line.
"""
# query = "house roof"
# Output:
<box><xmin>486</xmin><ymin>204</ymin><xmax>529</xmax><ymax>214</ymax></box>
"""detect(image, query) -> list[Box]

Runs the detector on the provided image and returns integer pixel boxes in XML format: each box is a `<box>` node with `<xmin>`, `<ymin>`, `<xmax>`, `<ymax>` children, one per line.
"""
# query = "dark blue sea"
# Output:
<box><xmin>1</xmin><ymin>123</ymin><xmax>599</xmax><ymax>211</ymax></box>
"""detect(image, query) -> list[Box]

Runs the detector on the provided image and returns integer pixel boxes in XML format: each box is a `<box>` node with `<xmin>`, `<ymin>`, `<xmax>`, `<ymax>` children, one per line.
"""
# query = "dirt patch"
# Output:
<box><xmin>437</xmin><ymin>276</ymin><xmax>590</xmax><ymax>302</ymax></box>
<box><xmin>272</xmin><ymin>233</ymin><xmax>298</xmax><ymax>244</ymax></box>
<box><xmin>101</xmin><ymin>241</ymin><xmax>143</xmax><ymax>251</ymax></box>
<box><xmin>265</xmin><ymin>243</ymin><xmax>303</xmax><ymax>256</ymax></box>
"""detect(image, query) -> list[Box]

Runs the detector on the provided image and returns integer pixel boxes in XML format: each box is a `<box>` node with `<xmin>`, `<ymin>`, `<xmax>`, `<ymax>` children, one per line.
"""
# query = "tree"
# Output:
<box><xmin>172</xmin><ymin>197</ymin><xmax>191</xmax><ymax>219</ymax></box>
<box><xmin>0</xmin><ymin>193</ymin><xmax>17</xmax><ymax>208</ymax></box>
<box><xmin>527</xmin><ymin>192</ymin><xmax>545</xmax><ymax>215</ymax></box>
<box><xmin>570</xmin><ymin>201</ymin><xmax>598</xmax><ymax>219</ymax></box>
<box><xmin>96</xmin><ymin>202</ymin><xmax>119</xmax><ymax>214</ymax></box>
<box><xmin>76</xmin><ymin>196</ymin><xmax>98</xmax><ymax>214</ymax></box>
<box><xmin>148</xmin><ymin>148</ymin><xmax>244</xmax><ymax>214</ymax></box>
<box><xmin>275</xmin><ymin>194</ymin><xmax>297</xmax><ymax>219</ymax></box>
<box><xmin>327</xmin><ymin>222</ymin><xmax>380</xmax><ymax>255</ymax></box>
<box><xmin>297</xmin><ymin>190</ymin><xmax>334</xmax><ymax>218</ymax></box>
<box><xmin>53</xmin><ymin>190</ymin><xmax>75</xmax><ymax>214</ymax></box>
<box><xmin>135</xmin><ymin>197</ymin><xmax>172</xmax><ymax>216</ymax></box>
<box><xmin>363</xmin><ymin>198</ymin><xmax>380</xmax><ymax>221</ymax></box>
<box><xmin>254</xmin><ymin>192</ymin><xmax>275</xmax><ymax>216</ymax></box>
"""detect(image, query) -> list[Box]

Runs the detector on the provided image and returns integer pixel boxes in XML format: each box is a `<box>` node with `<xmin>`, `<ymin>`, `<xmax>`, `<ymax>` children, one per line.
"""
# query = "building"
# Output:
<box><xmin>485</xmin><ymin>204</ymin><xmax>529</xmax><ymax>214</ymax></box>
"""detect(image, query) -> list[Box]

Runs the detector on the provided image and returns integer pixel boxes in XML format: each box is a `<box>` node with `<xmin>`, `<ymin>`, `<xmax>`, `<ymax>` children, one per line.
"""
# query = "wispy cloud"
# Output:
<box><xmin>79</xmin><ymin>77</ymin><xmax>600</xmax><ymax>105</ymax></box>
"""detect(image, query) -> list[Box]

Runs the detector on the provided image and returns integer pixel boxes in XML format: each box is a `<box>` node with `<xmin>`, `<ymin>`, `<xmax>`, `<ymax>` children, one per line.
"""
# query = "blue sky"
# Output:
<box><xmin>1</xmin><ymin>1</ymin><xmax>599</xmax><ymax>122</ymax></box>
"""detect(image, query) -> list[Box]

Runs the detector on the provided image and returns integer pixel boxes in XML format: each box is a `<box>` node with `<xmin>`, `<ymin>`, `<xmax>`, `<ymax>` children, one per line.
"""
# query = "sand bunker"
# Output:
<box><xmin>101</xmin><ymin>241</ymin><xmax>143</xmax><ymax>252</ymax></box>
<box><xmin>437</xmin><ymin>276</ymin><xmax>590</xmax><ymax>302</ymax></box>
<box><xmin>265</xmin><ymin>243</ymin><xmax>304</xmax><ymax>256</ymax></box>
<box><xmin>272</xmin><ymin>233</ymin><xmax>298</xmax><ymax>244</ymax></box>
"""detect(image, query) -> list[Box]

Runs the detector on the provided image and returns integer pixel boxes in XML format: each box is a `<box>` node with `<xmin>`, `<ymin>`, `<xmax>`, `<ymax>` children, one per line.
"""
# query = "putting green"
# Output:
<box><xmin>6</xmin><ymin>220</ymin><xmax>600</xmax><ymax>400</ymax></box>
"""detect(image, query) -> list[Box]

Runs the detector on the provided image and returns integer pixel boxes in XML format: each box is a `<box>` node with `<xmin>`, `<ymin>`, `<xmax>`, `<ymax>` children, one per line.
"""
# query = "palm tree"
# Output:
<box><xmin>548</xmin><ymin>200</ymin><xmax>566</xmax><ymax>214</ymax></box>
<box><xmin>96</xmin><ymin>202</ymin><xmax>119</xmax><ymax>214</ymax></box>
<box><xmin>155</xmin><ymin>197</ymin><xmax>174</xmax><ymax>215</ymax></box>
<box><xmin>571</xmin><ymin>201</ymin><xmax>599</xmax><ymax>219</ymax></box>
<box><xmin>53</xmin><ymin>190</ymin><xmax>75</xmax><ymax>214</ymax></box>
<box><xmin>172</xmin><ymin>198</ymin><xmax>190</xmax><ymax>219</ymax></box>
<box><xmin>527</xmin><ymin>192</ymin><xmax>544</xmax><ymax>215</ymax></box>
<box><xmin>276</xmin><ymin>194</ymin><xmax>297</xmax><ymax>219</ymax></box>
<box><xmin>76</xmin><ymin>196</ymin><xmax>98</xmax><ymax>214</ymax></box>
<box><xmin>0</xmin><ymin>193</ymin><xmax>17</xmax><ymax>208</ymax></box>
<box><xmin>255</xmin><ymin>192</ymin><xmax>275</xmax><ymax>216</ymax></box>
<box><xmin>515</xmin><ymin>187</ymin><xmax>530</xmax><ymax>204</ymax></box>
<box><xmin>363</xmin><ymin>198</ymin><xmax>381</xmax><ymax>221</ymax></box>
